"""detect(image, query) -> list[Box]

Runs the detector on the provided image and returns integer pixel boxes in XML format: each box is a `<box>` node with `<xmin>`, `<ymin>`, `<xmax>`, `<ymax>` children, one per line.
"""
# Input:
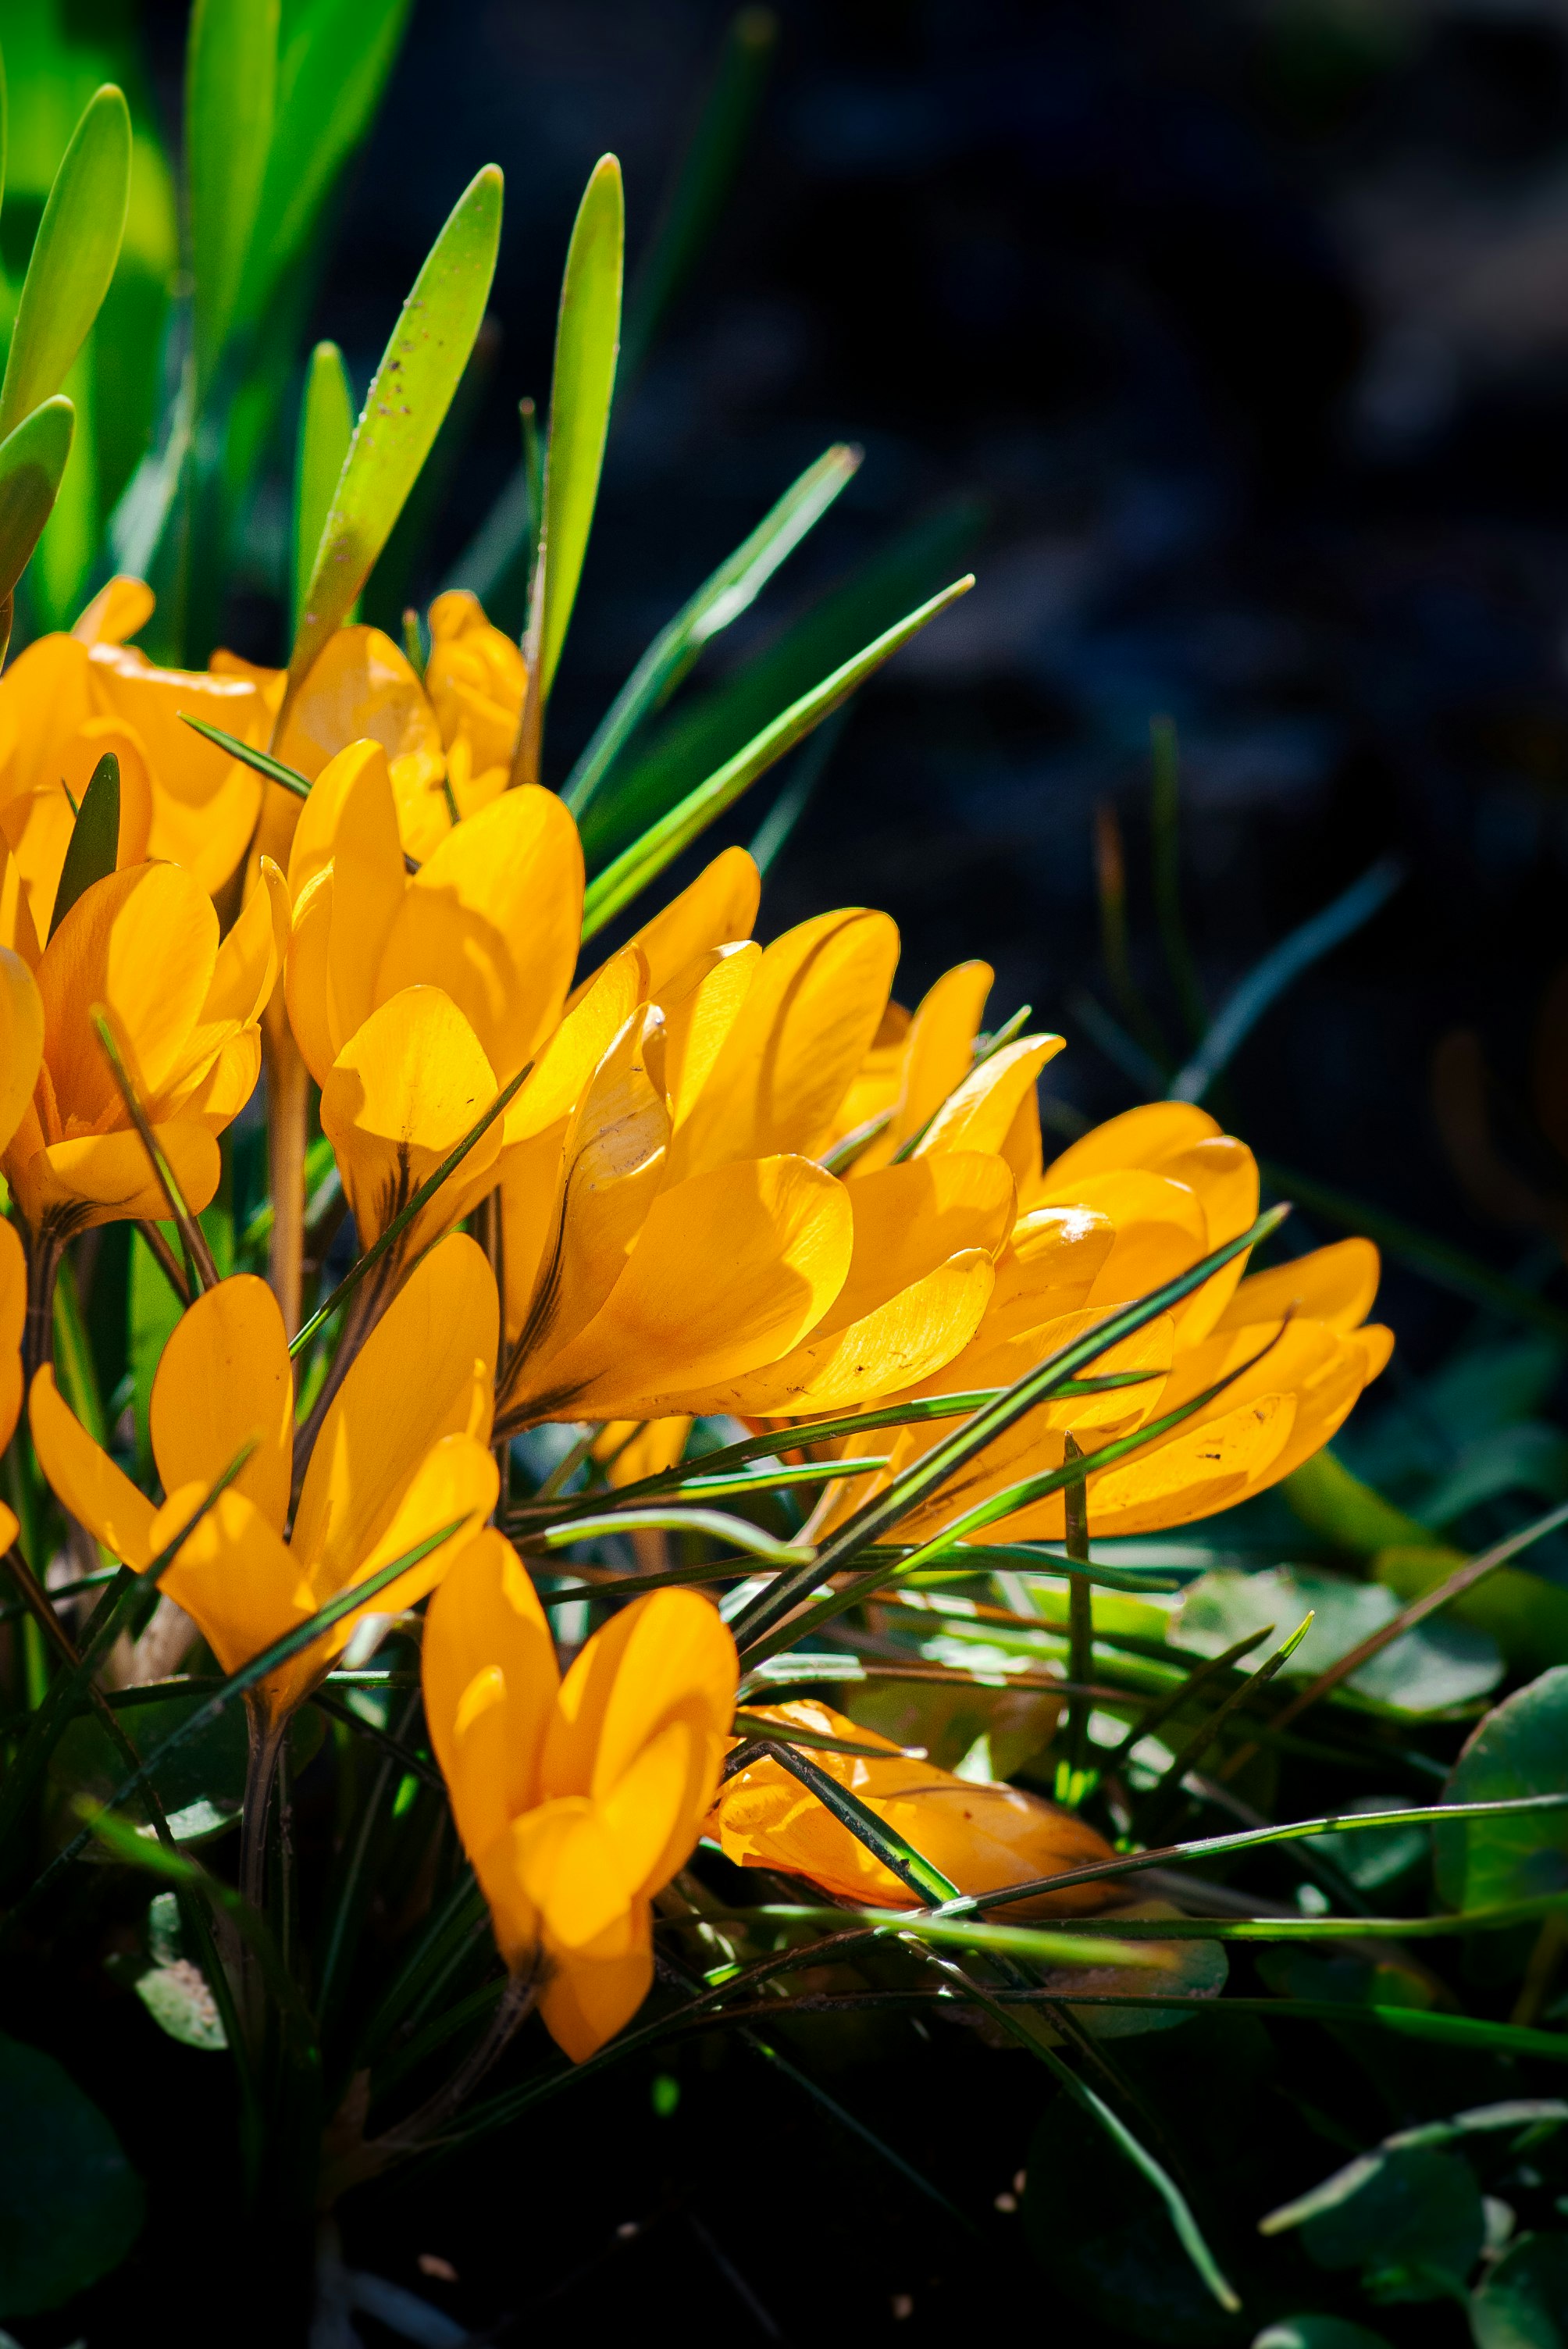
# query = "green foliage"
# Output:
<box><xmin>1472</xmin><ymin>2233</ymin><xmax>1568</xmax><ymax>2349</ymax></box>
<box><xmin>1434</xmin><ymin>1668</ymin><xmax>1568</xmax><ymax>1911</ymax></box>
<box><xmin>533</xmin><ymin>153</ymin><xmax>623</xmax><ymax>713</ymax></box>
<box><xmin>185</xmin><ymin>0</ymin><xmax>278</xmax><ymax>396</ymax></box>
<box><xmin>0</xmin><ymin>391</ymin><xmax>71</xmax><ymax>611</ymax></box>
<box><xmin>0</xmin><ymin>2033</ymin><xmax>143</xmax><ymax>2315</ymax></box>
<box><xmin>0</xmin><ymin>83</ymin><xmax>129</xmax><ymax>440</ymax></box>
<box><xmin>291</xmin><ymin>338</ymin><xmax>354</xmax><ymax>636</ymax></box>
<box><xmin>47</xmin><ymin>749</ymin><xmax>118</xmax><ymax>939</ymax></box>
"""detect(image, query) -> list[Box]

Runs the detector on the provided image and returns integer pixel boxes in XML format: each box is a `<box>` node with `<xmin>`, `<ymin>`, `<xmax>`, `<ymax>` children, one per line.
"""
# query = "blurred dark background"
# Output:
<box><xmin>157</xmin><ymin>0</ymin><xmax>1568</xmax><ymax>1357</ymax></box>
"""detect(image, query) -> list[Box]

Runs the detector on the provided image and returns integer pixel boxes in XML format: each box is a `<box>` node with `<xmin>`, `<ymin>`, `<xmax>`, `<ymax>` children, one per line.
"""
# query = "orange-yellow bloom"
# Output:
<box><xmin>424</xmin><ymin>590</ymin><xmax>527</xmax><ymax>820</ymax></box>
<box><xmin>0</xmin><ymin>941</ymin><xmax>43</xmax><ymax>1545</ymax></box>
<box><xmin>29</xmin><ymin>1234</ymin><xmax>498</xmax><ymax>1717</ymax></box>
<box><xmin>2</xmin><ymin>859</ymin><xmax>287</xmax><ymax>1236</ymax></box>
<box><xmin>424</xmin><ymin>1547</ymin><xmax>736</xmax><ymax>2060</ymax></box>
<box><xmin>712</xmin><ymin>1700</ymin><xmax>1117</xmax><ymax>1912</ymax></box>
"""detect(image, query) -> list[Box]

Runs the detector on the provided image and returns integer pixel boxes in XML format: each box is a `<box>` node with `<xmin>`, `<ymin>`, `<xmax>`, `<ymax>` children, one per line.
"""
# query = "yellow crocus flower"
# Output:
<box><xmin>424</xmin><ymin>589</ymin><xmax>527</xmax><ymax>818</ymax></box>
<box><xmin>423</xmin><ymin>1538</ymin><xmax>736</xmax><ymax>2061</ymax></box>
<box><xmin>0</xmin><ymin>942</ymin><xmax>43</xmax><ymax>1547</ymax></box>
<box><xmin>2</xmin><ymin>858</ymin><xmax>287</xmax><ymax>1239</ymax></box>
<box><xmin>711</xmin><ymin>1699</ymin><xmax>1118</xmax><ymax>1913</ymax></box>
<box><xmin>28</xmin><ymin>1235</ymin><xmax>498</xmax><ymax>1719</ymax></box>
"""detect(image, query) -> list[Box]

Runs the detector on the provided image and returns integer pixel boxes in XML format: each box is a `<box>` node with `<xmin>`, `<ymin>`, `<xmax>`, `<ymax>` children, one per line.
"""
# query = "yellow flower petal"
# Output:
<box><xmin>148</xmin><ymin>1274</ymin><xmax>294</xmax><ymax>1535</ymax></box>
<box><xmin>198</xmin><ymin>857</ymin><xmax>289</xmax><ymax>1031</ymax></box>
<box><xmin>284</xmin><ymin>868</ymin><xmax>337</xmax><ymax>1088</ymax></box>
<box><xmin>568</xmin><ymin>843</ymin><xmax>759</xmax><ymax>1014</ymax></box>
<box><xmin>319</xmin><ymin>986</ymin><xmax>501</xmax><ymax>1252</ymax></box>
<box><xmin>0</xmin><ymin>1218</ymin><xmax>23</xmax><ymax>1451</ymax></box>
<box><xmin>291</xmin><ymin>1232</ymin><xmax>497</xmax><ymax>1598</ymax></box>
<box><xmin>503</xmin><ymin>944</ymin><xmax>647</xmax><ymax>1148</ymax></box>
<box><xmin>509</xmin><ymin>1798</ymin><xmax>636</xmax><ymax>1948</ymax></box>
<box><xmin>1218</xmin><ymin>1236</ymin><xmax>1381</xmax><ymax>1336</ymax></box>
<box><xmin>375</xmin><ymin>784</ymin><xmax>583</xmax><ymax>1082</ymax></box>
<box><xmin>1043</xmin><ymin>1101</ymin><xmax>1222</xmax><ymax>1189</ymax></box>
<box><xmin>665</xmin><ymin>907</ymin><xmax>900</xmax><ymax>1180</ymax></box>
<box><xmin>503</xmin><ymin>1153</ymin><xmax>853</xmax><ymax>1423</ymax></box>
<box><xmin>533</xmin><ymin>1902</ymin><xmax>653</xmax><ymax>2063</ymax></box>
<box><xmin>72</xmin><ymin>576</ymin><xmax>155</xmax><ymax>645</ymax></box>
<box><xmin>37</xmin><ymin>864</ymin><xmax>218</xmax><ymax>1125</ymax></box>
<box><xmin>424</xmin><ymin>1527</ymin><xmax>560</xmax><ymax>1865</ymax></box>
<box><xmin>155</xmin><ymin>1481</ymin><xmax>314</xmax><ymax>1692</ymax></box>
<box><xmin>8</xmin><ymin>1121</ymin><xmax>220</xmax><ymax>1232</ymax></box>
<box><xmin>321</xmin><ymin>743</ymin><xmax>409</xmax><ymax>1057</ymax></box>
<box><xmin>0</xmin><ymin>943</ymin><xmax>43</xmax><ymax>1155</ymax></box>
<box><xmin>425</xmin><ymin>589</ymin><xmax>527</xmax><ymax>773</ymax></box>
<box><xmin>915</xmin><ymin>1032</ymin><xmax>1065</xmax><ymax>1158</ymax></box>
<box><xmin>29</xmin><ymin>1365</ymin><xmax>156</xmax><ymax>1567</ymax></box>
<box><xmin>278</xmin><ymin>625</ymin><xmax>446</xmax><ymax>860</ymax></box>
<box><xmin>661</xmin><ymin>942</ymin><xmax>759</xmax><ymax>1132</ymax></box>
<box><xmin>707</xmin><ymin>1246</ymin><xmax>996</xmax><ymax>1416</ymax></box>
<box><xmin>541</xmin><ymin>1587</ymin><xmax>736</xmax><ymax>1834</ymax></box>
<box><xmin>859</xmin><ymin>959</ymin><xmax>993</xmax><ymax>1171</ymax></box>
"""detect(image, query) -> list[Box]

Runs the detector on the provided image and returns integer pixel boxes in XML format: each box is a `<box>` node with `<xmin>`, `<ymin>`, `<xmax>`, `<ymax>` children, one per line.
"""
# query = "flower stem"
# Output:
<box><xmin>21</xmin><ymin>1224</ymin><xmax>64</xmax><ymax>1390</ymax></box>
<box><xmin>266</xmin><ymin>1027</ymin><xmax>309</xmax><ymax>1340</ymax></box>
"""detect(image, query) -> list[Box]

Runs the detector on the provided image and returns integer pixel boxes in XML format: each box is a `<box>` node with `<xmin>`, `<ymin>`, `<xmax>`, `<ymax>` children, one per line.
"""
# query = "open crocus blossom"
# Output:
<box><xmin>808</xmin><ymin>1079</ymin><xmax>1393</xmax><ymax>1542</ymax></box>
<box><xmin>2</xmin><ymin>857</ymin><xmax>288</xmax><ymax>1239</ymax></box>
<box><xmin>283</xmin><ymin>739</ymin><xmax>583</xmax><ymax>1269</ymax></box>
<box><xmin>712</xmin><ymin>1700</ymin><xmax>1118</xmax><ymax>1913</ymax></box>
<box><xmin>424</xmin><ymin>1546</ymin><xmax>737</xmax><ymax>2061</ymax></box>
<box><xmin>493</xmin><ymin>889</ymin><xmax>1019</xmax><ymax>1430</ymax></box>
<box><xmin>29</xmin><ymin>1235</ymin><xmax>499</xmax><ymax>1720</ymax></box>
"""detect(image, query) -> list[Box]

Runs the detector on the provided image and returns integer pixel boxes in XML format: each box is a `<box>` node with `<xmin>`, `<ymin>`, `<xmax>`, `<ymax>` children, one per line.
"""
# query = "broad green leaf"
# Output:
<box><xmin>45</xmin><ymin>1684</ymin><xmax>321</xmax><ymax>1856</ymax></box>
<box><xmin>47</xmin><ymin>750</ymin><xmax>118</xmax><ymax>940</ymax></box>
<box><xmin>1434</xmin><ymin>1666</ymin><xmax>1568</xmax><ymax>1912</ymax></box>
<box><xmin>0</xmin><ymin>393</ymin><xmax>72</xmax><ymax>610</ymax></box>
<box><xmin>134</xmin><ymin>1895</ymin><xmax>229</xmax><ymax>2051</ymax></box>
<box><xmin>1172</xmin><ymin>1566</ymin><xmax>1502</xmax><ymax>1716</ymax></box>
<box><xmin>0</xmin><ymin>2034</ymin><xmax>143</xmax><ymax>2316</ymax></box>
<box><xmin>580</xmin><ymin>498</ymin><xmax>982</xmax><ymax>866</ymax></box>
<box><xmin>233</xmin><ymin>0</ymin><xmax>414</xmax><ymax>337</ymax></box>
<box><xmin>185</xmin><ymin>0</ymin><xmax>278</xmax><ymax>394</ymax></box>
<box><xmin>287</xmin><ymin>162</ymin><xmax>502</xmax><ymax>691</ymax></box>
<box><xmin>618</xmin><ymin>5</ymin><xmax>777</xmax><ymax>387</ymax></box>
<box><xmin>534</xmin><ymin>153</ymin><xmax>623</xmax><ymax>711</ymax></box>
<box><xmin>561</xmin><ymin>442</ymin><xmax>861</xmax><ymax>817</ymax></box>
<box><xmin>580</xmin><ymin>573</ymin><xmax>973</xmax><ymax>939</ymax></box>
<box><xmin>1471</xmin><ymin>2233</ymin><xmax>1568</xmax><ymax>2349</ymax></box>
<box><xmin>1035</xmin><ymin>1900</ymin><xmax>1229</xmax><ymax>2041</ymax></box>
<box><xmin>292</xmin><ymin>339</ymin><xmax>355</xmax><ymax>636</ymax></box>
<box><xmin>1291</xmin><ymin>2146</ymin><xmax>1483</xmax><ymax>2302</ymax></box>
<box><xmin>0</xmin><ymin>84</ymin><xmax>130</xmax><ymax>441</ymax></box>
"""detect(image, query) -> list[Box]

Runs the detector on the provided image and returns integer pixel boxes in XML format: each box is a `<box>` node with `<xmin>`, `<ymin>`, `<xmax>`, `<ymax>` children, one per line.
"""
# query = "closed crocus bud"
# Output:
<box><xmin>711</xmin><ymin>1700</ymin><xmax>1118</xmax><ymax>1916</ymax></box>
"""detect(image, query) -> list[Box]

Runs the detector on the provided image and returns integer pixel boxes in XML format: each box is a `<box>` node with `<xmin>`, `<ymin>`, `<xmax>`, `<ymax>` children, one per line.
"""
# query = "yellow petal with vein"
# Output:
<box><xmin>1218</xmin><ymin>1236</ymin><xmax>1380</xmax><ymax>1335</ymax></box>
<box><xmin>319</xmin><ymin>987</ymin><xmax>501</xmax><ymax>1251</ymax></box>
<box><xmin>915</xmin><ymin>1032</ymin><xmax>1064</xmax><ymax>1158</ymax></box>
<box><xmin>292</xmin><ymin>1232</ymin><xmax>497</xmax><ymax>1595</ymax></box>
<box><xmin>8</xmin><ymin>1121</ymin><xmax>220</xmax><ymax>1230</ymax></box>
<box><xmin>874</xmin><ymin>959</ymin><xmax>993</xmax><ymax>1164</ymax></box>
<box><xmin>707</xmin><ymin>1246</ymin><xmax>995</xmax><ymax>1416</ymax></box>
<box><xmin>503</xmin><ymin>945</ymin><xmax>647</xmax><ymax>1147</ymax></box>
<box><xmin>1044</xmin><ymin>1101</ymin><xmax>1221</xmax><ymax>1189</ymax></box>
<box><xmin>661</xmin><ymin>941</ymin><xmax>758</xmax><ymax>1131</ymax></box>
<box><xmin>0</xmin><ymin>945</ymin><xmax>43</xmax><ymax>1153</ymax></box>
<box><xmin>39</xmin><ymin>864</ymin><xmax>218</xmax><ymax>1124</ymax></box>
<box><xmin>535</xmin><ymin>1902</ymin><xmax>653</xmax><ymax>2061</ymax></box>
<box><xmin>155</xmin><ymin>1483</ymin><xmax>314</xmax><ymax>1699</ymax></box>
<box><xmin>284</xmin><ymin>868</ymin><xmax>337</xmax><ymax>1086</ymax></box>
<box><xmin>276</xmin><ymin>625</ymin><xmax>446</xmax><ymax>859</ymax></box>
<box><xmin>150</xmin><ymin>1275</ymin><xmax>294</xmax><ymax>1534</ymax></box>
<box><xmin>568</xmin><ymin>843</ymin><xmax>759</xmax><ymax>1014</ymax></box>
<box><xmin>541</xmin><ymin>1587</ymin><xmax>736</xmax><ymax>1832</ymax></box>
<box><xmin>29</xmin><ymin>1365</ymin><xmax>156</xmax><ymax>1567</ymax></box>
<box><xmin>424</xmin><ymin>1527</ymin><xmax>560</xmax><ymax>1863</ymax></box>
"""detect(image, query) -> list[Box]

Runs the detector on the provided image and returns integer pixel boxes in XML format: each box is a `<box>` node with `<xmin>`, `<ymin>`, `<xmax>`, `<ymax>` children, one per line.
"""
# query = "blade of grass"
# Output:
<box><xmin>0</xmin><ymin>395</ymin><xmax>74</xmax><ymax>614</ymax></box>
<box><xmin>1171</xmin><ymin>857</ymin><xmax>1403</xmax><ymax>1106</ymax></box>
<box><xmin>533</xmin><ymin>1507</ymin><xmax>810</xmax><ymax>1567</ymax></box>
<box><xmin>724</xmin><ymin>1735</ymin><xmax>959</xmax><ymax>1905</ymax></box>
<box><xmin>287</xmin><ymin>162</ymin><xmax>502</xmax><ymax>698</ymax></box>
<box><xmin>561</xmin><ymin>444</ymin><xmax>861</xmax><ymax>818</ymax></box>
<box><xmin>178</xmin><ymin>712</ymin><xmax>311</xmax><ymax>800</ymax></box>
<box><xmin>580</xmin><ymin>575</ymin><xmax>974</xmax><ymax>938</ymax></box>
<box><xmin>293</xmin><ymin>340</ymin><xmax>355</xmax><ymax>639</ymax></box>
<box><xmin>1133</xmin><ymin>1614</ymin><xmax>1314</xmax><ymax>1844</ymax></box>
<box><xmin>1102</xmin><ymin>1626</ymin><xmax>1274</xmax><ymax>1773</ymax></box>
<box><xmin>187</xmin><ymin>0</ymin><xmax>278</xmax><ymax>397</ymax></box>
<box><xmin>48</xmin><ymin>753</ymin><xmax>119</xmax><ymax>939</ymax></box>
<box><xmin>0</xmin><ymin>86</ymin><xmax>130</xmax><ymax>440</ymax></box>
<box><xmin>92</xmin><ymin>1006</ymin><xmax>219</xmax><ymax>1291</ymax></box>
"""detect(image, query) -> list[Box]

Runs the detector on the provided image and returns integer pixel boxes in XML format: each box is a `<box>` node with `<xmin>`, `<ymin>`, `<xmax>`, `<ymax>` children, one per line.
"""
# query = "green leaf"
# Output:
<box><xmin>1171</xmin><ymin>1566</ymin><xmax>1502</xmax><ymax>1718</ymax></box>
<box><xmin>1253</xmin><ymin>2322</ymin><xmax>1396</xmax><ymax>2349</ymax></box>
<box><xmin>233</xmin><ymin>0</ymin><xmax>414</xmax><ymax>338</ymax></box>
<box><xmin>579</xmin><ymin>497</ymin><xmax>982</xmax><ymax>866</ymax></box>
<box><xmin>579</xmin><ymin>573</ymin><xmax>974</xmax><ymax>939</ymax></box>
<box><xmin>47</xmin><ymin>752</ymin><xmax>118</xmax><ymax>941</ymax></box>
<box><xmin>1434</xmin><ymin>1666</ymin><xmax>1568</xmax><ymax>1912</ymax></box>
<box><xmin>288</xmin><ymin>161</ymin><xmax>503</xmax><ymax>690</ymax></box>
<box><xmin>539</xmin><ymin>1507</ymin><xmax>807</xmax><ymax>1566</ymax></box>
<box><xmin>0</xmin><ymin>393</ymin><xmax>73</xmax><ymax>610</ymax></box>
<box><xmin>618</xmin><ymin>5</ymin><xmax>778</xmax><ymax>386</ymax></box>
<box><xmin>0</xmin><ymin>2034</ymin><xmax>143</xmax><ymax>2316</ymax></box>
<box><xmin>532</xmin><ymin>152</ymin><xmax>623</xmax><ymax>718</ymax></box>
<box><xmin>292</xmin><ymin>340</ymin><xmax>355</xmax><ymax>636</ymax></box>
<box><xmin>561</xmin><ymin>441</ymin><xmax>861</xmax><ymax>818</ymax></box>
<box><xmin>1471</xmin><ymin>2232</ymin><xmax>1568</xmax><ymax>2349</ymax></box>
<box><xmin>46</xmin><ymin>1688</ymin><xmax>321</xmax><ymax>1853</ymax></box>
<box><xmin>0</xmin><ymin>85</ymin><xmax>130</xmax><ymax>441</ymax></box>
<box><xmin>1288</xmin><ymin>2145</ymin><xmax>1483</xmax><ymax>2303</ymax></box>
<box><xmin>185</xmin><ymin>0</ymin><xmax>279</xmax><ymax>394</ymax></box>
<box><xmin>131</xmin><ymin>1895</ymin><xmax>227</xmax><ymax>2051</ymax></box>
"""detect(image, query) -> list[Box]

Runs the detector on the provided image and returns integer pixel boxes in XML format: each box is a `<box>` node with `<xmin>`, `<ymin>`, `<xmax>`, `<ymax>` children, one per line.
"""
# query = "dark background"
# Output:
<box><xmin>131</xmin><ymin>0</ymin><xmax>1568</xmax><ymax>1373</ymax></box>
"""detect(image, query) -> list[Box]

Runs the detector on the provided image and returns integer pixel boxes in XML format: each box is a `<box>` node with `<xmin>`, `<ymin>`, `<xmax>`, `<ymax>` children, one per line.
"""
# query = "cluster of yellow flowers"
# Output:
<box><xmin>0</xmin><ymin>581</ymin><xmax>1392</xmax><ymax>2062</ymax></box>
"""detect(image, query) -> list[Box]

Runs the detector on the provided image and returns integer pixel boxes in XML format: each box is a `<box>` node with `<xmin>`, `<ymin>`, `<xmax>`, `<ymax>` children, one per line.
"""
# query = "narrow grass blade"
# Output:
<box><xmin>288</xmin><ymin>1058</ymin><xmax>532</xmax><ymax>1357</ymax></box>
<box><xmin>1003</xmin><ymin>1899</ymin><xmax>1568</xmax><ymax>1943</ymax></box>
<box><xmin>1103</xmin><ymin>1626</ymin><xmax>1274</xmax><ymax>1772</ymax></box>
<box><xmin>289</xmin><ymin>163</ymin><xmax>502</xmax><ymax>693</ymax></box>
<box><xmin>49</xmin><ymin>754</ymin><xmax>119</xmax><ymax>939</ymax></box>
<box><xmin>1149</xmin><ymin>715</ymin><xmax>1207</xmax><ymax>1046</ymax></box>
<box><xmin>532</xmin><ymin>155</ymin><xmax>623</xmax><ymax>715</ymax></box>
<box><xmin>580</xmin><ymin>575</ymin><xmax>974</xmax><ymax>939</ymax></box>
<box><xmin>1133</xmin><ymin>1614</ymin><xmax>1314</xmax><ymax>1842</ymax></box>
<box><xmin>91</xmin><ymin>1006</ymin><xmax>219</xmax><ymax>1290</ymax></box>
<box><xmin>725</xmin><ymin>1734</ymin><xmax>958</xmax><ymax>1904</ymax></box>
<box><xmin>0</xmin><ymin>395</ymin><xmax>73</xmax><ymax>607</ymax></box>
<box><xmin>187</xmin><ymin>0</ymin><xmax>278</xmax><ymax>394</ymax></box>
<box><xmin>1262</xmin><ymin>1157</ymin><xmax>1568</xmax><ymax>1338</ymax></box>
<box><xmin>6</xmin><ymin>1514</ymin><xmax>477</xmax><ymax>1933</ymax></box>
<box><xmin>0</xmin><ymin>87</ymin><xmax>130</xmax><ymax>440</ymax></box>
<box><xmin>561</xmin><ymin>445</ymin><xmax>861</xmax><ymax>818</ymax></box>
<box><xmin>749</xmin><ymin>704</ymin><xmax>843</xmax><ymax>876</ymax></box>
<box><xmin>731</xmin><ymin>1206</ymin><xmax>1288</xmax><ymax>1659</ymax></box>
<box><xmin>618</xmin><ymin>6</ymin><xmax>778</xmax><ymax>387</ymax></box>
<box><xmin>178</xmin><ymin>712</ymin><xmax>312</xmax><ymax>802</ymax></box>
<box><xmin>939</xmin><ymin>1791</ymin><xmax>1568</xmax><ymax>1919</ymax></box>
<box><xmin>1171</xmin><ymin>857</ymin><xmax>1403</xmax><ymax>1104</ymax></box>
<box><xmin>294</xmin><ymin>340</ymin><xmax>355</xmax><ymax>639</ymax></box>
<box><xmin>536</xmin><ymin>1508</ymin><xmax>809</xmax><ymax>1567</ymax></box>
